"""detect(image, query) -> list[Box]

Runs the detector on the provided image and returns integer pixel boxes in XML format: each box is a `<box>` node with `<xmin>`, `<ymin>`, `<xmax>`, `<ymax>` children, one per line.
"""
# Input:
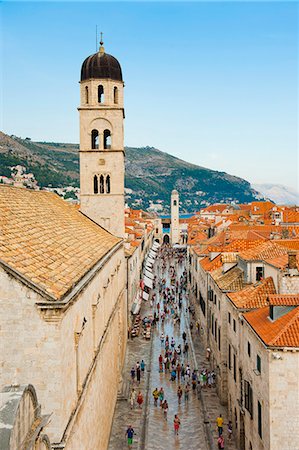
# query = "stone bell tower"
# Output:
<box><xmin>78</xmin><ymin>37</ymin><xmax>125</xmax><ymax>237</ymax></box>
<box><xmin>171</xmin><ymin>189</ymin><xmax>180</xmax><ymax>245</ymax></box>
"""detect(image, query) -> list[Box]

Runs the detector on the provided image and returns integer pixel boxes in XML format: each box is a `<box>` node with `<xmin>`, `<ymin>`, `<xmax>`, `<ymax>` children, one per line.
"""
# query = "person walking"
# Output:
<box><xmin>173</xmin><ymin>414</ymin><xmax>181</xmax><ymax>435</ymax></box>
<box><xmin>162</xmin><ymin>399</ymin><xmax>168</xmax><ymax>420</ymax></box>
<box><xmin>177</xmin><ymin>386</ymin><xmax>183</xmax><ymax>404</ymax></box>
<box><xmin>126</xmin><ymin>425</ymin><xmax>135</xmax><ymax>449</ymax></box>
<box><xmin>130</xmin><ymin>367</ymin><xmax>135</xmax><ymax>383</ymax></box>
<box><xmin>216</xmin><ymin>414</ymin><xmax>224</xmax><ymax>436</ymax></box>
<box><xmin>152</xmin><ymin>388</ymin><xmax>159</xmax><ymax>406</ymax></box>
<box><xmin>137</xmin><ymin>391</ymin><xmax>144</xmax><ymax>409</ymax></box>
<box><xmin>159</xmin><ymin>387</ymin><xmax>164</xmax><ymax>406</ymax></box>
<box><xmin>141</xmin><ymin>359</ymin><xmax>145</xmax><ymax>375</ymax></box>
<box><xmin>136</xmin><ymin>364</ymin><xmax>141</xmax><ymax>384</ymax></box>
<box><xmin>182</xmin><ymin>331</ymin><xmax>187</xmax><ymax>343</ymax></box>
<box><xmin>217</xmin><ymin>434</ymin><xmax>225</xmax><ymax>449</ymax></box>
<box><xmin>184</xmin><ymin>383</ymin><xmax>190</xmax><ymax>402</ymax></box>
<box><xmin>129</xmin><ymin>388</ymin><xmax>136</xmax><ymax>410</ymax></box>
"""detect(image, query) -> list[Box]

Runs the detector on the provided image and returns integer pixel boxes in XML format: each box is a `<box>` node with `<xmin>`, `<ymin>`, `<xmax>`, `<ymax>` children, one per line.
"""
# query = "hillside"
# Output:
<box><xmin>0</xmin><ymin>132</ymin><xmax>261</xmax><ymax>211</ymax></box>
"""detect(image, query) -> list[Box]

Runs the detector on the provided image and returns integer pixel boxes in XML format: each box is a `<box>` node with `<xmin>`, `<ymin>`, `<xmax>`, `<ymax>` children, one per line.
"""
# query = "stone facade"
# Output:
<box><xmin>0</xmin><ymin>244</ymin><xmax>127</xmax><ymax>449</ymax></box>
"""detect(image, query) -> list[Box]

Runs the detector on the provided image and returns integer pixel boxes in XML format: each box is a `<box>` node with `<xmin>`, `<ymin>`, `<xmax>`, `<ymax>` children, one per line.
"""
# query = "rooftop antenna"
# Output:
<box><xmin>96</xmin><ymin>25</ymin><xmax>98</xmax><ymax>52</ymax></box>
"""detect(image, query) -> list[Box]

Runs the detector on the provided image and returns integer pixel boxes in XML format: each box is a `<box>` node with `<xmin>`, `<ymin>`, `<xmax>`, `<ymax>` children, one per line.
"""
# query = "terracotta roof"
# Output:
<box><xmin>244</xmin><ymin>306</ymin><xmax>299</xmax><ymax>347</ymax></box>
<box><xmin>0</xmin><ymin>186</ymin><xmax>120</xmax><ymax>300</ymax></box>
<box><xmin>227</xmin><ymin>277</ymin><xmax>276</xmax><ymax>309</ymax></box>
<box><xmin>239</xmin><ymin>241</ymin><xmax>288</xmax><ymax>261</ymax></box>
<box><xmin>200</xmin><ymin>254</ymin><xmax>222</xmax><ymax>272</ymax></box>
<box><xmin>268</xmin><ymin>294</ymin><xmax>299</xmax><ymax>306</ymax></box>
<box><xmin>275</xmin><ymin>240</ymin><xmax>299</xmax><ymax>250</ymax></box>
<box><xmin>211</xmin><ymin>266</ymin><xmax>244</xmax><ymax>291</ymax></box>
<box><xmin>221</xmin><ymin>252</ymin><xmax>238</xmax><ymax>263</ymax></box>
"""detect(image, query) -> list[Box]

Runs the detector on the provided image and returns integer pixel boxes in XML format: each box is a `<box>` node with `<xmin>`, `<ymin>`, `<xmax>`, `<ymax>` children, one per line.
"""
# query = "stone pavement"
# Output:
<box><xmin>108</xmin><ymin>297</ymin><xmax>153</xmax><ymax>450</ymax></box>
<box><xmin>187</xmin><ymin>294</ymin><xmax>238</xmax><ymax>450</ymax></box>
<box><xmin>108</xmin><ymin>252</ymin><xmax>237</xmax><ymax>450</ymax></box>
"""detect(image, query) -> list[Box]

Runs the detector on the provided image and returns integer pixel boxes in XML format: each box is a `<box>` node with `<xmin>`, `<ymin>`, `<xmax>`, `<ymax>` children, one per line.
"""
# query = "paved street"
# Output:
<box><xmin>108</xmin><ymin>248</ymin><xmax>237</xmax><ymax>450</ymax></box>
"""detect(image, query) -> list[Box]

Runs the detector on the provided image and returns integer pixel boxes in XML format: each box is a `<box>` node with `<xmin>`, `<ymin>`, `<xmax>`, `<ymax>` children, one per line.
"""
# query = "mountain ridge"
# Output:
<box><xmin>0</xmin><ymin>131</ymin><xmax>262</xmax><ymax>211</ymax></box>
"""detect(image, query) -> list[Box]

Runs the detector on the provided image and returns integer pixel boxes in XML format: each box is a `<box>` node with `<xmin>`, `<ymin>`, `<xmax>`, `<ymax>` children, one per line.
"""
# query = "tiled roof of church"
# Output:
<box><xmin>0</xmin><ymin>186</ymin><xmax>121</xmax><ymax>300</ymax></box>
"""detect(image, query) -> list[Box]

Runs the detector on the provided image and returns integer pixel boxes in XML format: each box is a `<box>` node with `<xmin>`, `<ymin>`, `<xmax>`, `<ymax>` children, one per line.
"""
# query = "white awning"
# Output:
<box><xmin>143</xmin><ymin>269</ymin><xmax>154</xmax><ymax>279</ymax></box>
<box><xmin>152</xmin><ymin>242</ymin><xmax>160</xmax><ymax>249</ymax></box>
<box><xmin>144</xmin><ymin>264</ymin><xmax>153</xmax><ymax>272</ymax></box>
<box><xmin>143</xmin><ymin>276</ymin><xmax>153</xmax><ymax>289</ymax></box>
<box><xmin>131</xmin><ymin>294</ymin><xmax>142</xmax><ymax>315</ymax></box>
<box><xmin>149</xmin><ymin>250</ymin><xmax>156</xmax><ymax>257</ymax></box>
<box><xmin>145</xmin><ymin>261</ymin><xmax>153</xmax><ymax>269</ymax></box>
<box><xmin>142</xmin><ymin>291</ymin><xmax>149</xmax><ymax>301</ymax></box>
<box><xmin>150</xmin><ymin>247</ymin><xmax>157</xmax><ymax>253</ymax></box>
<box><xmin>147</xmin><ymin>256</ymin><xmax>155</xmax><ymax>263</ymax></box>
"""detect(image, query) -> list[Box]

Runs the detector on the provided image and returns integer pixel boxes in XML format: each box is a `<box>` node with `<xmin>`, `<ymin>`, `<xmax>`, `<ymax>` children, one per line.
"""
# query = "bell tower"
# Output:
<box><xmin>78</xmin><ymin>37</ymin><xmax>125</xmax><ymax>237</ymax></box>
<box><xmin>171</xmin><ymin>190</ymin><xmax>180</xmax><ymax>245</ymax></box>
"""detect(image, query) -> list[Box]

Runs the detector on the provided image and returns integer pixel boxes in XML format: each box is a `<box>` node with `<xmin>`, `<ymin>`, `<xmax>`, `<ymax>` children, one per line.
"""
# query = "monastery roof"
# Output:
<box><xmin>211</xmin><ymin>266</ymin><xmax>244</xmax><ymax>292</ymax></box>
<box><xmin>0</xmin><ymin>186</ymin><xmax>121</xmax><ymax>300</ymax></box>
<box><xmin>238</xmin><ymin>241</ymin><xmax>288</xmax><ymax>261</ymax></box>
<box><xmin>227</xmin><ymin>277</ymin><xmax>276</xmax><ymax>309</ymax></box>
<box><xmin>244</xmin><ymin>306</ymin><xmax>299</xmax><ymax>347</ymax></box>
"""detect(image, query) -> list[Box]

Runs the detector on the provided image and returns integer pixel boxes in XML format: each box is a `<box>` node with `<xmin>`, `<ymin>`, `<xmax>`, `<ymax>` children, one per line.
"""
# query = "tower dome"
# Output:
<box><xmin>81</xmin><ymin>40</ymin><xmax>123</xmax><ymax>82</ymax></box>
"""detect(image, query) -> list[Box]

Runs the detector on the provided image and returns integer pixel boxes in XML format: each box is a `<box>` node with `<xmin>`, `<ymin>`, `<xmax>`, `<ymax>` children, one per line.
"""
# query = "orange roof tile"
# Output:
<box><xmin>268</xmin><ymin>294</ymin><xmax>299</xmax><ymax>306</ymax></box>
<box><xmin>227</xmin><ymin>277</ymin><xmax>276</xmax><ymax>309</ymax></box>
<box><xmin>211</xmin><ymin>266</ymin><xmax>244</xmax><ymax>291</ymax></box>
<box><xmin>200</xmin><ymin>254</ymin><xmax>222</xmax><ymax>272</ymax></box>
<box><xmin>239</xmin><ymin>241</ymin><xmax>288</xmax><ymax>261</ymax></box>
<box><xmin>0</xmin><ymin>186</ymin><xmax>120</xmax><ymax>300</ymax></box>
<box><xmin>244</xmin><ymin>306</ymin><xmax>299</xmax><ymax>347</ymax></box>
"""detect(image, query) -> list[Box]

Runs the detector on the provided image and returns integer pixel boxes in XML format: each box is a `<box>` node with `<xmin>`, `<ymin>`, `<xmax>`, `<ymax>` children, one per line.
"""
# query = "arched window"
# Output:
<box><xmin>91</xmin><ymin>130</ymin><xmax>99</xmax><ymax>149</ymax></box>
<box><xmin>173</xmin><ymin>200</ymin><xmax>177</xmax><ymax>206</ymax></box>
<box><xmin>114</xmin><ymin>86</ymin><xmax>118</xmax><ymax>104</ymax></box>
<box><xmin>93</xmin><ymin>175</ymin><xmax>98</xmax><ymax>194</ymax></box>
<box><xmin>104</xmin><ymin>129</ymin><xmax>111</xmax><ymax>149</ymax></box>
<box><xmin>106</xmin><ymin>175</ymin><xmax>111</xmax><ymax>193</ymax></box>
<box><xmin>99</xmin><ymin>175</ymin><xmax>104</xmax><ymax>193</ymax></box>
<box><xmin>98</xmin><ymin>85</ymin><xmax>104</xmax><ymax>103</ymax></box>
<box><xmin>85</xmin><ymin>86</ymin><xmax>89</xmax><ymax>104</ymax></box>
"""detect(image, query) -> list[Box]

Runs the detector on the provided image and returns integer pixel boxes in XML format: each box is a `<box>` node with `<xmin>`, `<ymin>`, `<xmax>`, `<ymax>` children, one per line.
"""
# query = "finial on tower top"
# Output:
<box><xmin>99</xmin><ymin>32</ymin><xmax>105</xmax><ymax>55</ymax></box>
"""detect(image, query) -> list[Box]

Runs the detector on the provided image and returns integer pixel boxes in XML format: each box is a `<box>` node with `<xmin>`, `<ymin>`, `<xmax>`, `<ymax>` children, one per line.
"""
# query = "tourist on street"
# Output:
<box><xmin>136</xmin><ymin>364</ymin><xmax>141</xmax><ymax>384</ymax></box>
<box><xmin>152</xmin><ymin>388</ymin><xmax>159</xmax><ymax>406</ymax></box>
<box><xmin>141</xmin><ymin>359</ymin><xmax>145</xmax><ymax>374</ymax></box>
<box><xmin>159</xmin><ymin>387</ymin><xmax>164</xmax><ymax>406</ymax></box>
<box><xmin>206</xmin><ymin>347</ymin><xmax>211</xmax><ymax>361</ymax></box>
<box><xmin>162</xmin><ymin>399</ymin><xmax>168</xmax><ymax>420</ymax></box>
<box><xmin>217</xmin><ymin>414</ymin><xmax>224</xmax><ymax>436</ymax></box>
<box><xmin>184</xmin><ymin>341</ymin><xmax>189</xmax><ymax>356</ymax></box>
<box><xmin>184</xmin><ymin>383</ymin><xmax>190</xmax><ymax>402</ymax></box>
<box><xmin>177</xmin><ymin>386</ymin><xmax>183</xmax><ymax>404</ymax></box>
<box><xmin>137</xmin><ymin>391</ymin><xmax>144</xmax><ymax>409</ymax></box>
<box><xmin>173</xmin><ymin>414</ymin><xmax>181</xmax><ymax>435</ymax></box>
<box><xmin>217</xmin><ymin>434</ymin><xmax>225</xmax><ymax>449</ymax></box>
<box><xmin>130</xmin><ymin>367</ymin><xmax>135</xmax><ymax>383</ymax></box>
<box><xmin>129</xmin><ymin>388</ymin><xmax>136</xmax><ymax>409</ymax></box>
<box><xmin>126</xmin><ymin>425</ymin><xmax>135</xmax><ymax>449</ymax></box>
<box><xmin>182</xmin><ymin>331</ymin><xmax>187</xmax><ymax>342</ymax></box>
<box><xmin>160</xmin><ymin>332</ymin><xmax>165</xmax><ymax>345</ymax></box>
<box><xmin>170</xmin><ymin>368</ymin><xmax>176</xmax><ymax>381</ymax></box>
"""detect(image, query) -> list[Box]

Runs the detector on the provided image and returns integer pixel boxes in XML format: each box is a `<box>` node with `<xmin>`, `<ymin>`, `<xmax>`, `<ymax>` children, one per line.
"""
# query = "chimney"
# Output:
<box><xmin>288</xmin><ymin>251</ymin><xmax>297</xmax><ymax>270</ymax></box>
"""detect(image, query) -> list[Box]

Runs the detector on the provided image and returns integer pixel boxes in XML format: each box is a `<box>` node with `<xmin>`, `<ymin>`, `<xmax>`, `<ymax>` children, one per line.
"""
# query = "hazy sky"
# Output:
<box><xmin>1</xmin><ymin>1</ymin><xmax>298</xmax><ymax>190</ymax></box>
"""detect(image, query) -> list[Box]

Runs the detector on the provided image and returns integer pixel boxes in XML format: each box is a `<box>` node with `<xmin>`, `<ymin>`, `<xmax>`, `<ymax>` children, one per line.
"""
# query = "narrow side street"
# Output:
<box><xmin>108</xmin><ymin>246</ymin><xmax>237</xmax><ymax>450</ymax></box>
